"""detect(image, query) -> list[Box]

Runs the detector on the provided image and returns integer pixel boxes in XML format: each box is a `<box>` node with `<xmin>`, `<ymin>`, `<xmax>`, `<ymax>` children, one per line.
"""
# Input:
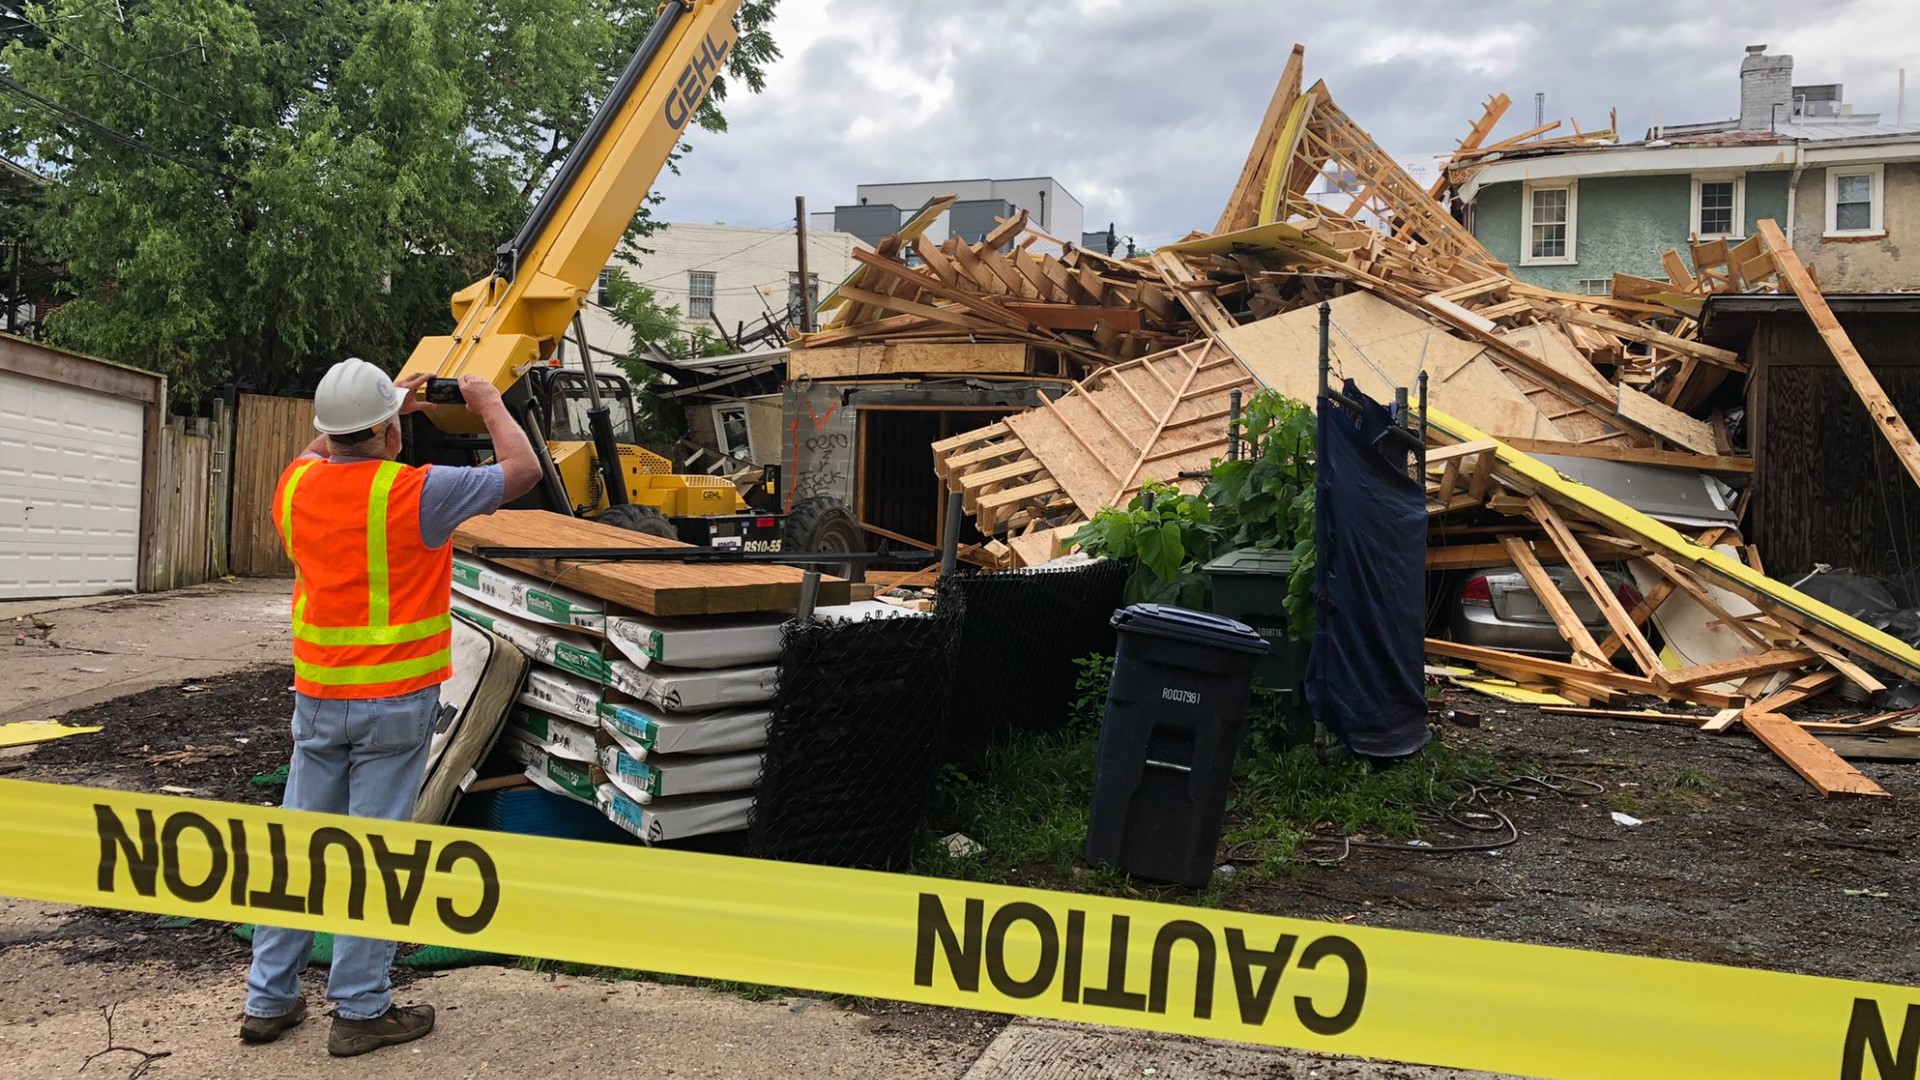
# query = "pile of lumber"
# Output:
<box><xmin>798</xmin><ymin>197</ymin><xmax>1217</xmax><ymax>376</ymax></box>
<box><xmin>929</xmin><ymin>43</ymin><xmax>1894</xmax><ymax>563</ymax></box>
<box><xmin>909</xmin><ymin>46</ymin><xmax>1920</xmax><ymax>798</ymax></box>
<box><xmin>1423</xmin><ymin>411</ymin><xmax>1918</xmax><ymax>798</ymax></box>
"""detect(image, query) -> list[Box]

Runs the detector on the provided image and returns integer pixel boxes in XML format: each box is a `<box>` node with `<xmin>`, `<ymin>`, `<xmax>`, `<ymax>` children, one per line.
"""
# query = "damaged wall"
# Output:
<box><xmin>782</xmin><ymin>381</ymin><xmax>858</xmax><ymax>511</ymax></box>
<box><xmin>1747</xmin><ymin>308</ymin><xmax>1920</xmax><ymax>579</ymax></box>
<box><xmin>1792</xmin><ymin>162</ymin><xmax>1920</xmax><ymax>291</ymax></box>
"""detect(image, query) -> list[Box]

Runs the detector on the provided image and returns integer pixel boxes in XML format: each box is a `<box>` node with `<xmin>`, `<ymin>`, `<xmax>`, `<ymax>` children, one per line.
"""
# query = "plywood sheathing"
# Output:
<box><xmin>931</xmin><ymin>340</ymin><xmax>1255</xmax><ymax>546</ymax></box>
<box><xmin>1220</xmin><ymin>292</ymin><xmax>1562</xmax><ymax>442</ymax></box>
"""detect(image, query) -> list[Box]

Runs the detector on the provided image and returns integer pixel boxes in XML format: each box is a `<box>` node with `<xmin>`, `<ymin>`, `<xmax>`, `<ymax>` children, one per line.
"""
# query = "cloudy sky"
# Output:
<box><xmin>653</xmin><ymin>0</ymin><xmax>1920</xmax><ymax>245</ymax></box>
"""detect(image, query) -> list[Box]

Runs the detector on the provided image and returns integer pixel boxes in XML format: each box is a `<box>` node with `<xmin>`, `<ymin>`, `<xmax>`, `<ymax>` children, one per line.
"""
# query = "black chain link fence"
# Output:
<box><xmin>745</xmin><ymin>560</ymin><xmax>1127</xmax><ymax>871</ymax></box>
<box><xmin>939</xmin><ymin>559</ymin><xmax>1128</xmax><ymax>767</ymax></box>
<box><xmin>745</xmin><ymin>607</ymin><xmax>960</xmax><ymax>870</ymax></box>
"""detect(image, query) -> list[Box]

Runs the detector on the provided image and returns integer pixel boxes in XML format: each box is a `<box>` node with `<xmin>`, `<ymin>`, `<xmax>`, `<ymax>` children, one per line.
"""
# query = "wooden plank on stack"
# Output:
<box><xmin>453</xmin><ymin>510</ymin><xmax>850</xmax><ymax>616</ymax></box>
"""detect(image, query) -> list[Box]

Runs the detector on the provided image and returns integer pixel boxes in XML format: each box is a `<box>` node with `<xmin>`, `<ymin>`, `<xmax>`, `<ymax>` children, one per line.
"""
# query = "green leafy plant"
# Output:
<box><xmin>1066</xmin><ymin>481</ymin><xmax>1218</xmax><ymax>607</ymax></box>
<box><xmin>1069</xmin><ymin>390</ymin><xmax>1319</xmax><ymax>636</ymax></box>
<box><xmin>1068</xmin><ymin>653</ymin><xmax>1115</xmax><ymax>730</ymax></box>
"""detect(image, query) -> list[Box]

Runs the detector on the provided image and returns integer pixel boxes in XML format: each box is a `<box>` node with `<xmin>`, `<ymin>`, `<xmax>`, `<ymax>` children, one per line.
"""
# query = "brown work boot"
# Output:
<box><xmin>239</xmin><ymin>997</ymin><xmax>308</xmax><ymax>1044</ymax></box>
<box><xmin>327</xmin><ymin>1004</ymin><xmax>435</xmax><ymax>1057</ymax></box>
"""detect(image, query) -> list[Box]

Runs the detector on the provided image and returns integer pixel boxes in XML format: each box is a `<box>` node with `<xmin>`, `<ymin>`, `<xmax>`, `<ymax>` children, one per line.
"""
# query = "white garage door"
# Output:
<box><xmin>0</xmin><ymin>368</ymin><xmax>145</xmax><ymax>599</ymax></box>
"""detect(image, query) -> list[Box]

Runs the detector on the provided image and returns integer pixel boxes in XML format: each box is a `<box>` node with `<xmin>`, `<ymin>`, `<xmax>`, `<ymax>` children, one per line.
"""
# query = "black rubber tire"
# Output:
<box><xmin>781</xmin><ymin>497</ymin><xmax>861</xmax><ymax>553</ymax></box>
<box><xmin>598</xmin><ymin>503</ymin><xmax>678</xmax><ymax>539</ymax></box>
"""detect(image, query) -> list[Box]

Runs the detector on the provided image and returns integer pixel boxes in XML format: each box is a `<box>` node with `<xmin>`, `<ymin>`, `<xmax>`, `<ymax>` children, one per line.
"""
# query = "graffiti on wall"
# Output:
<box><xmin>783</xmin><ymin>382</ymin><xmax>858</xmax><ymax>512</ymax></box>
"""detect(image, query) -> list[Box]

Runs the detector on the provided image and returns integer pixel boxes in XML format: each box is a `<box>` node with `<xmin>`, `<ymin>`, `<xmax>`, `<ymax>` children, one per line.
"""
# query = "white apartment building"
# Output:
<box><xmin>574</xmin><ymin>222</ymin><xmax>865</xmax><ymax>362</ymax></box>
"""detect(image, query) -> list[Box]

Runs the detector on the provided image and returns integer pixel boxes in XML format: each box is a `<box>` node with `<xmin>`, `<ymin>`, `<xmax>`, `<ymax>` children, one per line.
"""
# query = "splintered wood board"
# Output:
<box><xmin>788</xmin><ymin>341</ymin><xmax>1032</xmax><ymax>379</ymax></box>
<box><xmin>452</xmin><ymin>510</ymin><xmax>849</xmax><ymax>617</ymax></box>
<box><xmin>1742</xmin><ymin>710</ymin><xmax>1889</xmax><ymax>798</ymax></box>
<box><xmin>1617</xmin><ymin>385</ymin><xmax>1719</xmax><ymax>455</ymax></box>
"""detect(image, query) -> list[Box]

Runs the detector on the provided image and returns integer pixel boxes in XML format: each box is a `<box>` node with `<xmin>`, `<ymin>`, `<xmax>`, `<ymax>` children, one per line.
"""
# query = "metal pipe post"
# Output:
<box><xmin>795</xmin><ymin>196</ymin><xmax>813</xmax><ymax>333</ymax></box>
<box><xmin>796</xmin><ymin>570</ymin><xmax>821</xmax><ymax>622</ymax></box>
<box><xmin>1227</xmin><ymin>388</ymin><xmax>1243</xmax><ymax>461</ymax></box>
<box><xmin>939</xmin><ymin>490</ymin><xmax>964</xmax><ymax>578</ymax></box>
<box><xmin>1417</xmin><ymin>370</ymin><xmax>1430</xmax><ymax>478</ymax></box>
<box><xmin>1316</xmin><ymin>301</ymin><xmax>1332</xmax><ymax>401</ymax></box>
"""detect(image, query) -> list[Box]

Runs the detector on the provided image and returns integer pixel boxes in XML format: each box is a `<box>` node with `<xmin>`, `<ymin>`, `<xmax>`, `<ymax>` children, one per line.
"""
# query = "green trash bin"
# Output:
<box><xmin>1203</xmin><ymin>548</ymin><xmax>1312</xmax><ymax>749</ymax></box>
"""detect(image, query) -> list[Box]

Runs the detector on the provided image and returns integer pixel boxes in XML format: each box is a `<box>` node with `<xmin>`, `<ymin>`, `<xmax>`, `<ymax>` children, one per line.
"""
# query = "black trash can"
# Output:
<box><xmin>1085</xmin><ymin>604</ymin><xmax>1269</xmax><ymax>887</ymax></box>
<box><xmin>1203</xmin><ymin>548</ymin><xmax>1313</xmax><ymax>750</ymax></box>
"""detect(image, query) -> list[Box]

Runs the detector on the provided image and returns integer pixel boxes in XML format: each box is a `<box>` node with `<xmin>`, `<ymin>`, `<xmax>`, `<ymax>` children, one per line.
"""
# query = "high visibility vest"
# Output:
<box><xmin>272</xmin><ymin>458</ymin><xmax>454</xmax><ymax>700</ymax></box>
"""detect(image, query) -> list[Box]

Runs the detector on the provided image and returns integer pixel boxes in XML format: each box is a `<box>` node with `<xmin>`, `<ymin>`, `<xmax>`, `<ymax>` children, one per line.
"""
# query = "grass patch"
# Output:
<box><xmin>1220</xmin><ymin>740</ymin><xmax>1497</xmax><ymax>881</ymax></box>
<box><xmin>917</xmin><ymin>653</ymin><xmax>1497</xmax><ymax>894</ymax></box>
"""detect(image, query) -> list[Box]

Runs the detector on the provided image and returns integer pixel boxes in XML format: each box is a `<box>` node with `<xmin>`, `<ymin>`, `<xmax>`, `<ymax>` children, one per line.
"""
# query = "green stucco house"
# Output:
<box><xmin>1459</xmin><ymin>46</ymin><xmax>1920</xmax><ymax>294</ymax></box>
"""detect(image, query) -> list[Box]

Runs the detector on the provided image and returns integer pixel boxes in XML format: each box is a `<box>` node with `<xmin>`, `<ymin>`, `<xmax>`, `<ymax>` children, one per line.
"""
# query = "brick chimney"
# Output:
<box><xmin>1740</xmin><ymin>44</ymin><xmax>1794</xmax><ymax>130</ymax></box>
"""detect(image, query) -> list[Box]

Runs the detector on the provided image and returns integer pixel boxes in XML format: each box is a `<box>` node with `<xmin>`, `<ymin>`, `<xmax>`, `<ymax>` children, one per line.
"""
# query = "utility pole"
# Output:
<box><xmin>794</xmin><ymin>195</ymin><xmax>813</xmax><ymax>333</ymax></box>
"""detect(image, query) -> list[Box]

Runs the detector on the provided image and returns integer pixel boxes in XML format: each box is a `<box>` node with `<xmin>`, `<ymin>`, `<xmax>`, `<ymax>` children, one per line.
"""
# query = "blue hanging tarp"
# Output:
<box><xmin>1306</xmin><ymin>382</ymin><xmax>1431</xmax><ymax>759</ymax></box>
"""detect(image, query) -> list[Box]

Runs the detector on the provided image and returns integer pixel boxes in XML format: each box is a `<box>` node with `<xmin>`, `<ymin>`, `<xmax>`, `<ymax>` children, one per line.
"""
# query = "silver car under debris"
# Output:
<box><xmin>1448</xmin><ymin>563</ymin><xmax>1643</xmax><ymax>658</ymax></box>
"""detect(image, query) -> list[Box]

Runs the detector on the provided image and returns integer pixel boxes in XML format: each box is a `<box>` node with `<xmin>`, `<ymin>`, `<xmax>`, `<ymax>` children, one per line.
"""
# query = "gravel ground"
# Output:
<box><xmin>1236</xmin><ymin>690</ymin><xmax>1920</xmax><ymax>987</ymax></box>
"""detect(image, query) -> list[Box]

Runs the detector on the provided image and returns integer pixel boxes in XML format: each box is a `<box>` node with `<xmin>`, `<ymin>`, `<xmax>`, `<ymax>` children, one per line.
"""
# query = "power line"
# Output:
<box><xmin>622</xmin><ymin>229</ymin><xmax>796</xmax><ymax>288</ymax></box>
<box><xmin>0</xmin><ymin>73</ymin><xmax>228</xmax><ymax>178</ymax></box>
<box><xmin>0</xmin><ymin>4</ymin><xmax>230</xmax><ymax>127</ymax></box>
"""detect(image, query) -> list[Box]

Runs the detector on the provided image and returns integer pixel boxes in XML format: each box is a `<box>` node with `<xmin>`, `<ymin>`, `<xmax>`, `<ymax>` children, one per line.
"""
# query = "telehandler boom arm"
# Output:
<box><xmin>400</xmin><ymin>0</ymin><xmax>743</xmax><ymax>435</ymax></box>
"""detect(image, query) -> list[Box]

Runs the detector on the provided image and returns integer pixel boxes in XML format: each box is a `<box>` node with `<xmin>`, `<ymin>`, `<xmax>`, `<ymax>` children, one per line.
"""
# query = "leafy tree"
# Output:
<box><xmin>597</xmin><ymin>266</ymin><xmax>732</xmax><ymax>446</ymax></box>
<box><xmin>0</xmin><ymin>0</ymin><xmax>777</xmax><ymax>398</ymax></box>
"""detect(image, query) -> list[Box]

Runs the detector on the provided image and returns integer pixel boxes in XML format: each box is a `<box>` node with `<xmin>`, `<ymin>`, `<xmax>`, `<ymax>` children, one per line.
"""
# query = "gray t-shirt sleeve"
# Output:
<box><xmin>418</xmin><ymin>464</ymin><xmax>507</xmax><ymax>548</ymax></box>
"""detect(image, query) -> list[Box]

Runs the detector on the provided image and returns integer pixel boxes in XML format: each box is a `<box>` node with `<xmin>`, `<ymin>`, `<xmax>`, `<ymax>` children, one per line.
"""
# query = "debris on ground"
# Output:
<box><xmin>842</xmin><ymin>44</ymin><xmax>1920</xmax><ymax>800</ymax></box>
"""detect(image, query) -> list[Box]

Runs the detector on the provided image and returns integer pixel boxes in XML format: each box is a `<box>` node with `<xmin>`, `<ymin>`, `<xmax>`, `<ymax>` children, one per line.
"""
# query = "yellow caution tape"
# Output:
<box><xmin>0</xmin><ymin>721</ymin><xmax>101</xmax><ymax>748</ymax></box>
<box><xmin>2</xmin><ymin>778</ymin><xmax>1915</xmax><ymax>1079</ymax></box>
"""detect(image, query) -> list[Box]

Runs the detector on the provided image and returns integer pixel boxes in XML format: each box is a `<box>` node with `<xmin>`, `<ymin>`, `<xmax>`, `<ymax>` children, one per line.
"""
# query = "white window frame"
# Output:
<box><xmin>686</xmin><ymin>270</ymin><xmax>717</xmax><ymax>319</ymax></box>
<box><xmin>1520</xmin><ymin>180</ymin><xmax>1577</xmax><ymax>266</ymax></box>
<box><xmin>595</xmin><ymin>271</ymin><xmax>613</xmax><ymax>307</ymax></box>
<box><xmin>1690</xmin><ymin>174</ymin><xmax>1746</xmax><ymax>241</ymax></box>
<box><xmin>1825</xmin><ymin>164</ymin><xmax>1885</xmax><ymax>239</ymax></box>
<box><xmin>710</xmin><ymin>403</ymin><xmax>752</xmax><ymax>462</ymax></box>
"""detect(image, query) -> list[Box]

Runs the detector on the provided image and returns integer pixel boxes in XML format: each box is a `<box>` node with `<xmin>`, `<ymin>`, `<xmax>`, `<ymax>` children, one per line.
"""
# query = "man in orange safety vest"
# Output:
<box><xmin>242</xmin><ymin>359</ymin><xmax>538</xmax><ymax>1057</ymax></box>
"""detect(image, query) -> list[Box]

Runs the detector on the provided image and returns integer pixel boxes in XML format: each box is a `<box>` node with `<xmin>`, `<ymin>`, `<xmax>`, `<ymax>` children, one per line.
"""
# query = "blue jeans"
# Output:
<box><xmin>245</xmin><ymin>686</ymin><xmax>439</xmax><ymax>1020</ymax></box>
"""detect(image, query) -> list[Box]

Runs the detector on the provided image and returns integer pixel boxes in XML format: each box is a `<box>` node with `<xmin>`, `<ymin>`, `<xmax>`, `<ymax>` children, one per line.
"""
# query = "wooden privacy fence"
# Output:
<box><xmin>229</xmin><ymin>393</ymin><xmax>314</xmax><ymax>577</ymax></box>
<box><xmin>141</xmin><ymin>401</ymin><xmax>233</xmax><ymax>592</ymax></box>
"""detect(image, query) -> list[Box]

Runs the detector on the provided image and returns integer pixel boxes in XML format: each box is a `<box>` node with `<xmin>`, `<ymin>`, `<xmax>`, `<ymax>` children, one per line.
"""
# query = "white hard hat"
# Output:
<box><xmin>313</xmin><ymin>357</ymin><xmax>404</xmax><ymax>434</ymax></box>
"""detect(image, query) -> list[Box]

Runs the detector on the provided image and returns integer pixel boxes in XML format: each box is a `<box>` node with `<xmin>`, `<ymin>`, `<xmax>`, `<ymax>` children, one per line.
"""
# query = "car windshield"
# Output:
<box><xmin>549</xmin><ymin>374</ymin><xmax>637</xmax><ymax>444</ymax></box>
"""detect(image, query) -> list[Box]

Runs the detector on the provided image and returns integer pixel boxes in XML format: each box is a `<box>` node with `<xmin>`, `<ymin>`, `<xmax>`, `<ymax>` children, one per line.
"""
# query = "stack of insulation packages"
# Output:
<box><xmin>451</xmin><ymin>555</ymin><xmax>779</xmax><ymax>845</ymax></box>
